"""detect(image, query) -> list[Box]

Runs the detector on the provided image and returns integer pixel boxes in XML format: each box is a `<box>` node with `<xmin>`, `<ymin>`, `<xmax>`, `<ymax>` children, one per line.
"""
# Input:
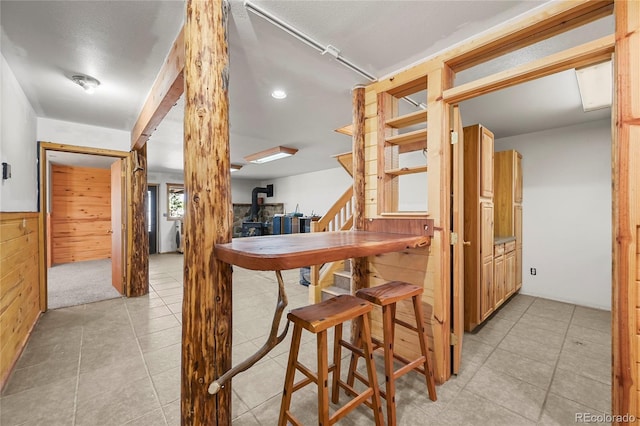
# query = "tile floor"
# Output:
<box><xmin>0</xmin><ymin>254</ymin><xmax>611</xmax><ymax>425</ymax></box>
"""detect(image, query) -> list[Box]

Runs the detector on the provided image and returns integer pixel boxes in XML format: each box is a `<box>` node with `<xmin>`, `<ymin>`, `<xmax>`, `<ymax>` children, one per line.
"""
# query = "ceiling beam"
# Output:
<box><xmin>443</xmin><ymin>34</ymin><xmax>614</xmax><ymax>104</ymax></box>
<box><xmin>130</xmin><ymin>26</ymin><xmax>185</xmax><ymax>150</ymax></box>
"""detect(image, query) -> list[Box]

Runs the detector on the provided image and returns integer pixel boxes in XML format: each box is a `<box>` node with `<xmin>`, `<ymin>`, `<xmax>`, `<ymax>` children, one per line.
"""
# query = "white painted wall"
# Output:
<box><xmin>147</xmin><ymin>172</ymin><xmax>261</xmax><ymax>253</ymax></box>
<box><xmin>495</xmin><ymin>119</ymin><xmax>611</xmax><ymax>310</ymax></box>
<box><xmin>1</xmin><ymin>55</ymin><xmax>38</xmax><ymax>212</ymax></box>
<box><xmin>37</xmin><ymin>117</ymin><xmax>130</xmax><ymax>152</ymax></box>
<box><xmin>261</xmin><ymin>167</ymin><xmax>352</xmax><ymax>217</ymax></box>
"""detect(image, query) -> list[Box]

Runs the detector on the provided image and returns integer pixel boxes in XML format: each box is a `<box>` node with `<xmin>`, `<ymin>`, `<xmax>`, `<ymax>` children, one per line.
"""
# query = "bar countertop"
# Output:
<box><xmin>214</xmin><ymin>230</ymin><xmax>431</xmax><ymax>271</ymax></box>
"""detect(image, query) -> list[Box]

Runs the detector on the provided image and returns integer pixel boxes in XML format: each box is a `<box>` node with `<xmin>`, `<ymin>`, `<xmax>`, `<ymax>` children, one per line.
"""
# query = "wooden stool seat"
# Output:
<box><xmin>278</xmin><ymin>295</ymin><xmax>384</xmax><ymax>426</ymax></box>
<box><xmin>355</xmin><ymin>281</ymin><xmax>423</xmax><ymax>306</ymax></box>
<box><xmin>347</xmin><ymin>281</ymin><xmax>437</xmax><ymax>426</ymax></box>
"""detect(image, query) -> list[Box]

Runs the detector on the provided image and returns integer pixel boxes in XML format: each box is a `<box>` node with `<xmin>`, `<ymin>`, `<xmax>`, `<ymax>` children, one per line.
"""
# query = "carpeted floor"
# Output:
<box><xmin>47</xmin><ymin>258</ymin><xmax>121</xmax><ymax>309</ymax></box>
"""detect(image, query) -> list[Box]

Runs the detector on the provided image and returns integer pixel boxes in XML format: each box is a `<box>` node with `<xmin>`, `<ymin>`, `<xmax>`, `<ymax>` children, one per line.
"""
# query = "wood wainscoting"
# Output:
<box><xmin>0</xmin><ymin>212</ymin><xmax>41</xmax><ymax>389</ymax></box>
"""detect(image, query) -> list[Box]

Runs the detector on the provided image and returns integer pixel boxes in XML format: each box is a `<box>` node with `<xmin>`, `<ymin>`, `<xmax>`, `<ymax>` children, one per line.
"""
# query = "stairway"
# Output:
<box><xmin>320</xmin><ymin>259</ymin><xmax>352</xmax><ymax>301</ymax></box>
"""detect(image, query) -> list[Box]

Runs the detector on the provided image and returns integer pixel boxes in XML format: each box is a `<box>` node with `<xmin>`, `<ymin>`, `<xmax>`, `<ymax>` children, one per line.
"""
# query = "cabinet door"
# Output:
<box><xmin>514</xmin><ymin>205</ymin><xmax>522</xmax><ymax>246</ymax></box>
<box><xmin>481</xmin><ymin>259</ymin><xmax>494</xmax><ymax>320</ymax></box>
<box><xmin>515</xmin><ymin>153</ymin><xmax>523</xmax><ymax>203</ymax></box>
<box><xmin>481</xmin><ymin>203</ymin><xmax>494</xmax><ymax>263</ymax></box>
<box><xmin>505</xmin><ymin>250</ymin><xmax>516</xmax><ymax>297</ymax></box>
<box><xmin>480</xmin><ymin>127</ymin><xmax>494</xmax><ymax>198</ymax></box>
<box><xmin>494</xmin><ymin>254</ymin><xmax>505</xmax><ymax>306</ymax></box>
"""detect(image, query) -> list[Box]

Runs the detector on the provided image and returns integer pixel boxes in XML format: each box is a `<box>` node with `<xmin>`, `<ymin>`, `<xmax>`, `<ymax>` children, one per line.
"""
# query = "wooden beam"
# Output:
<box><xmin>445</xmin><ymin>0</ymin><xmax>613</xmax><ymax>71</ymax></box>
<box><xmin>128</xmin><ymin>145</ymin><xmax>149</xmax><ymax>297</ymax></box>
<box><xmin>181</xmin><ymin>1</ymin><xmax>232</xmax><ymax>424</ymax></box>
<box><xmin>131</xmin><ymin>26</ymin><xmax>185</xmax><ymax>150</ymax></box>
<box><xmin>613</xmin><ymin>0</ymin><xmax>639</xmax><ymax>422</ymax></box>
<box><xmin>443</xmin><ymin>35</ymin><xmax>614</xmax><ymax>104</ymax></box>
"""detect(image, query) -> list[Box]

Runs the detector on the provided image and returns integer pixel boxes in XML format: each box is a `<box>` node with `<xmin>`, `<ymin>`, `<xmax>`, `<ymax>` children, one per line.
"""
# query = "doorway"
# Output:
<box><xmin>148</xmin><ymin>184</ymin><xmax>158</xmax><ymax>254</ymax></box>
<box><xmin>38</xmin><ymin>142</ymin><xmax>131</xmax><ymax>311</ymax></box>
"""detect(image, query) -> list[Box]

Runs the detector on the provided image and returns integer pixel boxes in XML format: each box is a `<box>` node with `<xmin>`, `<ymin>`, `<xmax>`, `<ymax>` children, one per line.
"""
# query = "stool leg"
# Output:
<box><xmin>279</xmin><ymin>325</ymin><xmax>303</xmax><ymax>426</ymax></box>
<box><xmin>317</xmin><ymin>330</ymin><xmax>330</xmax><ymax>426</ymax></box>
<box><xmin>412</xmin><ymin>295</ymin><xmax>437</xmax><ymax>401</ymax></box>
<box><xmin>382</xmin><ymin>304</ymin><xmax>397</xmax><ymax>426</ymax></box>
<box><xmin>331</xmin><ymin>323</ymin><xmax>343</xmax><ymax>404</ymax></box>
<box><xmin>361</xmin><ymin>313</ymin><xmax>384</xmax><ymax>426</ymax></box>
<box><xmin>346</xmin><ymin>320</ymin><xmax>363</xmax><ymax>389</ymax></box>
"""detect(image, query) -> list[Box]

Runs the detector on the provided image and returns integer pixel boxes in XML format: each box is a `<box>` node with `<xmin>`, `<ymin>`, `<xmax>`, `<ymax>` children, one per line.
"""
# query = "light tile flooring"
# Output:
<box><xmin>0</xmin><ymin>254</ymin><xmax>611</xmax><ymax>425</ymax></box>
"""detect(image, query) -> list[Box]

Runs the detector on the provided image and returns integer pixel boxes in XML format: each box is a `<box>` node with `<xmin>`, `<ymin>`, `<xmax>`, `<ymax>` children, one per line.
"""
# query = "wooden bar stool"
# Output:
<box><xmin>278</xmin><ymin>295</ymin><xmax>384</xmax><ymax>426</ymax></box>
<box><xmin>347</xmin><ymin>281</ymin><xmax>437</xmax><ymax>426</ymax></box>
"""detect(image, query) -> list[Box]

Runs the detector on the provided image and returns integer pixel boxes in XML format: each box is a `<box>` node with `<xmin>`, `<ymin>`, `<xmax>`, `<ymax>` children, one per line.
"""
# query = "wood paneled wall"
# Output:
<box><xmin>0</xmin><ymin>213</ymin><xmax>41</xmax><ymax>389</ymax></box>
<box><xmin>50</xmin><ymin>165</ymin><xmax>111</xmax><ymax>264</ymax></box>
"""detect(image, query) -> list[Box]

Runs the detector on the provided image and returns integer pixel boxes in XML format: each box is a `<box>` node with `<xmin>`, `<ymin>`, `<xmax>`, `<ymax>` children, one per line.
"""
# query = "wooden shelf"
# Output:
<box><xmin>335</xmin><ymin>124</ymin><xmax>353</xmax><ymax>136</ymax></box>
<box><xmin>386</xmin><ymin>110</ymin><xmax>427</xmax><ymax>128</ymax></box>
<box><xmin>385</xmin><ymin>165</ymin><xmax>428</xmax><ymax>176</ymax></box>
<box><xmin>386</xmin><ymin>128</ymin><xmax>427</xmax><ymax>146</ymax></box>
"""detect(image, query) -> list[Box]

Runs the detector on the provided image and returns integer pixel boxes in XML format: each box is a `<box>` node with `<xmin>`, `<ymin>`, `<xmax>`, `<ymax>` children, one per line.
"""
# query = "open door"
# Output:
<box><xmin>111</xmin><ymin>159</ymin><xmax>125</xmax><ymax>294</ymax></box>
<box><xmin>451</xmin><ymin>105</ymin><xmax>465</xmax><ymax>374</ymax></box>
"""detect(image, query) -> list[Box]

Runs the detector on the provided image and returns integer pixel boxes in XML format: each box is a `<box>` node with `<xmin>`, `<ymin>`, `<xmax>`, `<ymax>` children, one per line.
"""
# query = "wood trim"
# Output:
<box><xmin>0</xmin><ymin>212</ymin><xmax>39</xmax><ymax>220</ymax></box>
<box><xmin>445</xmin><ymin>0</ymin><xmax>614</xmax><ymax>71</ymax></box>
<box><xmin>38</xmin><ymin>142</ymin><xmax>129</xmax><ymax>159</ymax></box>
<box><xmin>443</xmin><ymin>35</ymin><xmax>615</xmax><ymax>104</ymax></box>
<box><xmin>181</xmin><ymin>1</ymin><xmax>232</xmax><ymax>423</ymax></box>
<box><xmin>131</xmin><ymin>27</ymin><xmax>185</xmax><ymax>150</ymax></box>
<box><xmin>613</xmin><ymin>0</ymin><xmax>639</xmax><ymax>421</ymax></box>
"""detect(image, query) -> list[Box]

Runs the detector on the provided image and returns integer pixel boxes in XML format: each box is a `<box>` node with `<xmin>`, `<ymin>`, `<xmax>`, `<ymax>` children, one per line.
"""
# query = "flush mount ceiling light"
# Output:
<box><xmin>271</xmin><ymin>89</ymin><xmax>287</xmax><ymax>99</ymax></box>
<box><xmin>230</xmin><ymin>164</ymin><xmax>243</xmax><ymax>172</ymax></box>
<box><xmin>575</xmin><ymin>60</ymin><xmax>612</xmax><ymax>112</ymax></box>
<box><xmin>71</xmin><ymin>74</ymin><xmax>100</xmax><ymax>94</ymax></box>
<box><xmin>244</xmin><ymin>146</ymin><xmax>298</xmax><ymax>164</ymax></box>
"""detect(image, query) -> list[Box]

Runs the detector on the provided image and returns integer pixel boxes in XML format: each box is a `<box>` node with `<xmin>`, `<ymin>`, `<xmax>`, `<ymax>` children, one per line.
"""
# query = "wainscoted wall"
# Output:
<box><xmin>50</xmin><ymin>165</ymin><xmax>111</xmax><ymax>264</ymax></box>
<box><xmin>0</xmin><ymin>212</ymin><xmax>41</xmax><ymax>388</ymax></box>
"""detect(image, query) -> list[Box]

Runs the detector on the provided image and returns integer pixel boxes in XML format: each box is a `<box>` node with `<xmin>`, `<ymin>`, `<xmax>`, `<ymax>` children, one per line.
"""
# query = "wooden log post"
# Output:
<box><xmin>181</xmin><ymin>1</ymin><xmax>233</xmax><ymax>424</ymax></box>
<box><xmin>351</xmin><ymin>85</ymin><xmax>367</xmax><ymax>339</ymax></box>
<box><xmin>128</xmin><ymin>145</ymin><xmax>149</xmax><ymax>297</ymax></box>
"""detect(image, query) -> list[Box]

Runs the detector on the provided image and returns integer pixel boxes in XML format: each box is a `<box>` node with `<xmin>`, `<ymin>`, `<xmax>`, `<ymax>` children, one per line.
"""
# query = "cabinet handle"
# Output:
<box><xmin>463</xmin><ymin>241</ymin><xmax>471</xmax><ymax>246</ymax></box>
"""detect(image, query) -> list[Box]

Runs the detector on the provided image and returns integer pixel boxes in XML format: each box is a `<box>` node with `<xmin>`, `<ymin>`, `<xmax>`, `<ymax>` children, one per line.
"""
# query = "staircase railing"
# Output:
<box><xmin>309</xmin><ymin>186</ymin><xmax>353</xmax><ymax>302</ymax></box>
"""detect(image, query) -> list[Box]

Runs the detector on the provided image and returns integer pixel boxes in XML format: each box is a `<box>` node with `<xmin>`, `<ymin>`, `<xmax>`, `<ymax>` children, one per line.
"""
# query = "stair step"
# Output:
<box><xmin>321</xmin><ymin>286</ymin><xmax>351</xmax><ymax>301</ymax></box>
<box><xmin>333</xmin><ymin>271</ymin><xmax>351</xmax><ymax>291</ymax></box>
<box><xmin>344</xmin><ymin>259</ymin><xmax>351</xmax><ymax>272</ymax></box>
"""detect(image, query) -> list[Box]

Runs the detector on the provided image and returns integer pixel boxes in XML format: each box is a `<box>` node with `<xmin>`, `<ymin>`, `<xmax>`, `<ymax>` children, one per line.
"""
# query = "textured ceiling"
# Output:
<box><xmin>1</xmin><ymin>1</ymin><xmax>613</xmax><ymax>179</ymax></box>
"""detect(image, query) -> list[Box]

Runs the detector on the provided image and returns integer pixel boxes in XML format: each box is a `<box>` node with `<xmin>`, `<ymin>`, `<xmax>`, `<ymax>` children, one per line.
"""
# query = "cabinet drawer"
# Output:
<box><xmin>494</xmin><ymin>243</ymin><xmax>505</xmax><ymax>256</ymax></box>
<box><xmin>505</xmin><ymin>240</ymin><xmax>516</xmax><ymax>253</ymax></box>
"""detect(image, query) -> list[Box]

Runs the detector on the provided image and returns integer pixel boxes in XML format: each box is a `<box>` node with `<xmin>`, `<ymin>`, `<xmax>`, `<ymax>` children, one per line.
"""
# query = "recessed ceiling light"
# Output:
<box><xmin>271</xmin><ymin>89</ymin><xmax>287</xmax><ymax>99</ymax></box>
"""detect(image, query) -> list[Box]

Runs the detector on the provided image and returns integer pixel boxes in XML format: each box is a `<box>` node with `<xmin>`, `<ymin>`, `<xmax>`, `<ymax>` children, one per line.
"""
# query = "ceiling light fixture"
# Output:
<box><xmin>244</xmin><ymin>146</ymin><xmax>298</xmax><ymax>164</ymax></box>
<box><xmin>271</xmin><ymin>89</ymin><xmax>287</xmax><ymax>99</ymax></box>
<box><xmin>575</xmin><ymin>60</ymin><xmax>612</xmax><ymax>112</ymax></box>
<box><xmin>71</xmin><ymin>74</ymin><xmax>100</xmax><ymax>94</ymax></box>
<box><xmin>230</xmin><ymin>164</ymin><xmax>243</xmax><ymax>172</ymax></box>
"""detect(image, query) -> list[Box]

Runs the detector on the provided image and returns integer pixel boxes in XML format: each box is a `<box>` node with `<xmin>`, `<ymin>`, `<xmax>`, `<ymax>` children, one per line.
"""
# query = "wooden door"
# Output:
<box><xmin>479</xmin><ymin>126</ymin><xmax>494</xmax><ymax>198</ymax></box>
<box><xmin>111</xmin><ymin>159</ymin><xmax>125</xmax><ymax>294</ymax></box>
<box><xmin>481</xmin><ymin>258</ymin><xmax>494</xmax><ymax>320</ymax></box>
<box><xmin>494</xmin><ymin>251</ymin><xmax>505</xmax><ymax>306</ymax></box>
<box><xmin>451</xmin><ymin>106</ymin><xmax>464</xmax><ymax>374</ymax></box>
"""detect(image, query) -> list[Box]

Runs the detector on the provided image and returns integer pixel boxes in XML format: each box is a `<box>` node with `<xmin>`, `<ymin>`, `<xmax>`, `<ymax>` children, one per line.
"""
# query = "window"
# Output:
<box><xmin>167</xmin><ymin>183</ymin><xmax>184</xmax><ymax>220</ymax></box>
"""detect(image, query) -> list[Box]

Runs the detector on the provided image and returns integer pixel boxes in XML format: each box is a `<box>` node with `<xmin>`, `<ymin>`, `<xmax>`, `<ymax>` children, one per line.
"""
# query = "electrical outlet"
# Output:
<box><xmin>530</xmin><ymin>268</ymin><xmax>537</xmax><ymax>276</ymax></box>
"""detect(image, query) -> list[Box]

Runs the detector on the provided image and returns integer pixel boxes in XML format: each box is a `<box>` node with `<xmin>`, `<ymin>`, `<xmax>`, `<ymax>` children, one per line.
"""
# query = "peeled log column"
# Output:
<box><xmin>351</xmin><ymin>85</ymin><xmax>367</xmax><ymax>340</ymax></box>
<box><xmin>181</xmin><ymin>1</ymin><xmax>233</xmax><ymax>424</ymax></box>
<box><xmin>128</xmin><ymin>144</ymin><xmax>148</xmax><ymax>297</ymax></box>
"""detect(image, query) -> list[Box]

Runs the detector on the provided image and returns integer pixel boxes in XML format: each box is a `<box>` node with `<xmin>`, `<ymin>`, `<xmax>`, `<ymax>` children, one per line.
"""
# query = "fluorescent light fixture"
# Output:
<box><xmin>271</xmin><ymin>89</ymin><xmax>287</xmax><ymax>99</ymax></box>
<box><xmin>575</xmin><ymin>60</ymin><xmax>612</xmax><ymax>112</ymax></box>
<box><xmin>244</xmin><ymin>146</ymin><xmax>298</xmax><ymax>164</ymax></box>
<box><xmin>230</xmin><ymin>164</ymin><xmax>243</xmax><ymax>172</ymax></box>
<box><xmin>71</xmin><ymin>74</ymin><xmax>100</xmax><ymax>94</ymax></box>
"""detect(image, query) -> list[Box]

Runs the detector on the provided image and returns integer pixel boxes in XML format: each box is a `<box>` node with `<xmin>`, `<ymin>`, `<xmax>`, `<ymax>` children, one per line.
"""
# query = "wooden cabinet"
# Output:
<box><xmin>493</xmin><ymin>244</ymin><xmax>505</xmax><ymax>307</ymax></box>
<box><xmin>463</xmin><ymin>124</ymin><xmax>495</xmax><ymax>331</ymax></box>
<box><xmin>495</xmin><ymin>150</ymin><xmax>523</xmax><ymax>293</ymax></box>
<box><xmin>505</xmin><ymin>247</ymin><xmax>516</xmax><ymax>297</ymax></box>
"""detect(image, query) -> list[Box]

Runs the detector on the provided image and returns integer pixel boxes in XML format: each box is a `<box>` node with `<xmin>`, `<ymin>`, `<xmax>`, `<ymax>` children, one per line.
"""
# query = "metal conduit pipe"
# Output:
<box><xmin>244</xmin><ymin>1</ymin><xmax>426</xmax><ymax>110</ymax></box>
